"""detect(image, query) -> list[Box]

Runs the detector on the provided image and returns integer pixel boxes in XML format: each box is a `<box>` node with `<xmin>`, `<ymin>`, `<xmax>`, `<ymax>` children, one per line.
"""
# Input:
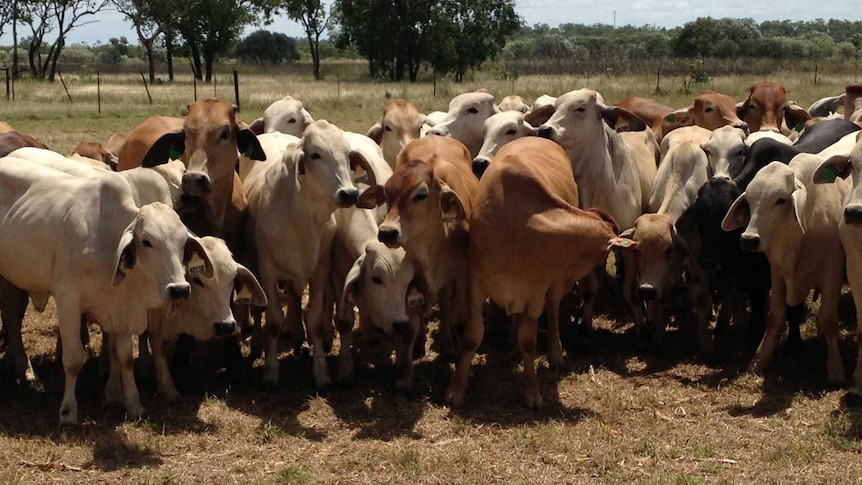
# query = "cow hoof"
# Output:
<box><xmin>125</xmin><ymin>403</ymin><xmax>145</xmax><ymax>420</ymax></box>
<box><xmin>445</xmin><ymin>386</ymin><xmax>465</xmax><ymax>407</ymax></box>
<box><xmin>158</xmin><ymin>386</ymin><xmax>181</xmax><ymax>401</ymax></box>
<box><xmin>315</xmin><ymin>381</ymin><xmax>334</xmax><ymax>395</ymax></box>
<box><xmin>523</xmin><ymin>393</ymin><xmax>543</xmax><ymax>411</ymax></box>
<box><xmin>547</xmin><ymin>358</ymin><xmax>567</xmax><ymax>372</ymax></box>
<box><xmin>260</xmin><ymin>379</ymin><xmax>279</xmax><ymax>392</ymax></box>
<box><xmin>842</xmin><ymin>389</ymin><xmax>862</xmax><ymax>408</ymax></box>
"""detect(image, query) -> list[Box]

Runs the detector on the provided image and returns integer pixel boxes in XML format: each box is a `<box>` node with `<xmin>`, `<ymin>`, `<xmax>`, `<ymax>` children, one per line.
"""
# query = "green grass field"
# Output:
<box><xmin>0</xmin><ymin>70</ymin><xmax>861</xmax><ymax>484</ymax></box>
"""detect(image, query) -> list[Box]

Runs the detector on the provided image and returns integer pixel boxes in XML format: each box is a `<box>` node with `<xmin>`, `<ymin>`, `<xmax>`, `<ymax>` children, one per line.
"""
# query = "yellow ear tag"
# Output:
<box><xmin>187</xmin><ymin>253</ymin><xmax>206</xmax><ymax>275</ymax></box>
<box><xmin>407</xmin><ymin>288</ymin><xmax>425</xmax><ymax>308</ymax></box>
<box><xmin>354</xmin><ymin>173</ymin><xmax>369</xmax><ymax>184</ymax></box>
<box><xmin>235</xmin><ymin>285</ymin><xmax>252</xmax><ymax>305</ymax></box>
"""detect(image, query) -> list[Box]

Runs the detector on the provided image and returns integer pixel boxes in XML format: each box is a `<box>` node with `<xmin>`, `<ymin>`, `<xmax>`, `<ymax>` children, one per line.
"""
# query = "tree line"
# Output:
<box><xmin>1</xmin><ymin>0</ymin><xmax>861</xmax><ymax>85</ymax></box>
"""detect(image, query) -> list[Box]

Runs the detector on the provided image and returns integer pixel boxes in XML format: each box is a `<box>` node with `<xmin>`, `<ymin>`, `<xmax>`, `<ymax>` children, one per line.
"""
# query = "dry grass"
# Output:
<box><xmin>0</xmin><ymin>70</ymin><xmax>861</xmax><ymax>484</ymax></box>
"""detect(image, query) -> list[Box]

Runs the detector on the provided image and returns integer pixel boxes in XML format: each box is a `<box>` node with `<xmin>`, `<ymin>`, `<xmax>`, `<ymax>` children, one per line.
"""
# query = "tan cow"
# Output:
<box><xmin>737</xmin><ymin>82</ymin><xmax>810</xmax><ymax>134</ymax></box>
<box><xmin>498</xmin><ymin>94</ymin><xmax>529</xmax><ymax>113</ymax></box>
<box><xmin>359</xmin><ymin>135</ymin><xmax>478</xmax><ymax>357</ymax></box>
<box><xmin>666</xmin><ymin>90</ymin><xmax>747</xmax><ymax>131</ymax></box>
<box><xmin>615</xmin><ymin>96</ymin><xmax>682</xmax><ymax>143</ymax></box>
<box><xmin>445</xmin><ymin>137</ymin><xmax>626</xmax><ymax>408</ymax></box>
<box><xmin>72</xmin><ymin>140</ymin><xmax>119</xmax><ymax>170</ymax></box>
<box><xmin>723</xmin><ymin>155</ymin><xmax>848</xmax><ymax>384</ymax></box>
<box><xmin>366</xmin><ymin>99</ymin><xmax>425</xmax><ymax>167</ymax></box>
<box><xmin>0</xmin><ymin>121</ymin><xmax>14</xmax><ymax>133</ymax></box>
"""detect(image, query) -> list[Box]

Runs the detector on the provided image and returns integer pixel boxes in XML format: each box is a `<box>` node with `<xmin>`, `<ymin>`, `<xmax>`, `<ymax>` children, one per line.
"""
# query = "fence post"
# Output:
<box><xmin>3</xmin><ymin>68</ymin><xmax>9</xmax><ymax>101</ymax></box>
<box><xmin>233</xmin><ymin>69</ymin><xmax>240</xmax><ymax>112</ymax></box>
<box><xmin>58</xmin><ymin>70</ymin><xmax>72</xmax><ymax>102</ymax></box>
<box><xmin>97</xmin><ymin>72</ymin><xmax>101</xmax><ymax>113</ymax></box>
<box><xmin>213</xmin><ymin>74</ymin><xmax>217</xmax><ymax>97</ymax></box>
<box><xmin>193</xmin><ymin>74</ymin><xmax>197</xmax><ymax>101</ymax></box>
<box><xmin>814</xmin><ymin>64</ymin><xmax>818</xmax><ymax>85</ymax></box>
<box><xmin>140</xmin><ymin>70</ymin><xmax>152</xmax><ymax>105</ymax></box>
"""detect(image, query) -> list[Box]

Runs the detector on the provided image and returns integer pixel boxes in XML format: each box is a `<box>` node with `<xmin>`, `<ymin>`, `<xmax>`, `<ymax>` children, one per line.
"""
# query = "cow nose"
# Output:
<box><xmin>168</xmin><ymin>283</ymin><xmax>191</xmax><ymax>300</ymax></box>
<box><xmin>181</xmin><ymin>173</ymin><xmax>212</xmax><ymax>195</ymax></box>
<box><xmin>537</xmin><ymin>126</ymin><xmax>554</xmax><ymax>139</ymax></box>
<box><xmin>472</xmin><ymin>157</ymin><xmax>490</xmax><ymax>177</ymax></box>
<box><xmin>845</xmin><ymin>205</ymin><xmax>862</xmax><ymax>224</ymax></box>
<box><xmin>733</xmin><ymin>122</ymin><xmax>749</xmax><ymax>134</ymax></box>
<box><xmin>393</xmin><ymin>320</ymin><xmax>410</xmax><ymax>334</ymax></box>
<box><xmin>711</xmin><ymin>174</ymin><xmax>731</xmax><ymax>182</ymax></box>
<box><xmin>378</xmin><ymin>226</ymin><xmax>400</xmax><ymax>246</ymax></box>
<box><xmin>213</xmin><ymin>321</ymin><xmax>237</xmax><ymax>337</ymax></box>
<box><xmin>336</xmin><ymin>187</ymin><xmax>359</xmax><ymax>206</ymax></box>
<box><xmin>740</xmin><ymin>234</ymin><xmax>760</xmax><ymax>252</ymax></box>
<box><xmin>637</xmin><ymin>284</ymin><xmax>658</xmax><ymax>302</ymax></box>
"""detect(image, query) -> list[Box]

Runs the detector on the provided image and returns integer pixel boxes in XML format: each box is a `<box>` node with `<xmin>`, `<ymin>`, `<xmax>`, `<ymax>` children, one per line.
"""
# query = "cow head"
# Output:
<box><xmin>701</xmin><ymin>125</ymin><xmax>748</xmax><ymax>180</ymax></box>
<box><xmin>423</xmin><ymin>91</ymin><xmax>500</xmax><ymax>158</ymax></box>
<box><xmin>473</xmin><ymin>111</ymin><xmax>538</xmax><ymax>177</ymax></box>
<box><xmin>366</xmin><ymin>99</ymin><xmax>425</xmax><ymax>166</ymax></box>
<box><xmin>667</xmin><ymin>91</ymin><xmax>748</xmax><ymax>132</ymax></box>
<box><xmin>814</xmin><ymin>144</ymin><xmax>862</xmax><ymax>224</ymax></box>
<box><xmin>73</xmin><ymin>141</ymin><xmax>118</xmax><ymax>170</ymax></box>
<box><xmin>617</xmin><ymin>214</ymin><xmax>692</xmax><ymax>303</ymax></box>
<box><xmin>287</xmin><ymin>120</ymin><xmax>373</xmax><ymax>208</ymax></box>
<box><xmin>498</xmin><ymin>95</ymin><xmax>529</xmax><ymax>113</ymax></box>
<box><xmin>376</xmin><ymin>158</ymin><xmax>467</xmax><ymax>249</ymax></box>
<box><xmin>722</xmin><ymin>162</ymin><xmax>806</xmax><ymax>252</ymax></box>
<box><xmin>339</xmin><ymin>240</ymin><xmax>415</xmax><ymax>335</ymax></box>
<box><xmin>249</xmin><ymin>95</ymin><xmax>314</xmax><ymax>136</ymax></box>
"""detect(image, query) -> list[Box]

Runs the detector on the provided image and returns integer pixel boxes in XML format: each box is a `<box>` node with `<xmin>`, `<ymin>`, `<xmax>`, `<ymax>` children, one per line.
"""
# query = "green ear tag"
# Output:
<box><xmin>795</xmin><ymin>122</ymin><xmax>805</xmax><ymax>132</ymax></box>
<box><xmin>666</xmin><ymin>114</ymin><xmax>676</xmax><ymax>123</ymax></box>
<box><xmin>168</xmin><ymin>148</ymin><xmax>183</xmax><ymax>160</ymax></box>
<box><xmin>242</xmin><ymin>146</ymin><xmax>255</xmax><ymax>157</ymax></box>
<box><xmin>821</xmin><ymin>166</ymin><xmax>837</xmax><ymax>182</ymax></box>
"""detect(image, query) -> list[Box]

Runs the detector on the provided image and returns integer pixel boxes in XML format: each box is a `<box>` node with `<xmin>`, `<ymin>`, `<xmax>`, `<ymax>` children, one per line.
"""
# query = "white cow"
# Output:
<box><xmin>424</xmin><ymin>90</ymin><xmax>500</xmax><ymax>158</ymax></box>
<box><xmin>536</xmin><ymin>88</ymin><xmax>659</xmax><ymax>230</ymax></box>
<box><xmin>248</xmin><ymin>95</ymin><xmax>314</xmax><ymax>136</ymax></box>
<box><xmin>238</xmin><ymin>132</ymin><xmax>300</xmax><ymax>182</ymax></box>
<box><xmin>472</xmin><ymin>110</ymin><xmax>538</xmax><ymax>176</ymax></box>
<box><xmin>700</xmin><ymin>125</ymin><xmax>747</xmax><ymax>179</ymax></box>
<box><xmin>243</xmin><ymin>120</ymin><xmax>376</xmax><ymax>389</ymax></box>
<box><xmin>812</xmin><ymin>139</ymin><xmax>862</xmax><ymax>399</ymax></box>
<box><xmin>0</xmin><ymin>157</ymin><xmax>208</xmax><ymax>423</ymax></box>
<box><xmin>723</xmin><ymin>155</ymin><xmax>848</xmax><ymax>384</ymax></box>
<box><xmin>498</xmin><ymin>94</ymin><xmax>529</xmax><ymax>113</ymax></box>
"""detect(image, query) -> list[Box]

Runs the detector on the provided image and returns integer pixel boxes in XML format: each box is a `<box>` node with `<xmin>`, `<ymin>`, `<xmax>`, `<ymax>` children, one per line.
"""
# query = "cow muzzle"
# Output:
<box><xmin>213</xmin><ymin>321</ymin><xmax>237</xmax><ymax>338</ymax></box>
<box><xmin>167</xmin><ymin>282</ymin><xmax>191</xmax><ymax>300</ymax></box>
<box><xmin>336</xmin><ymin>187</ymin><xmax>359</xmax><ymax>207</ymax></box>
<box><xmin>537</xmin><ymin>126</ymin><xmax>555</xmax><ymax>140</ymax></box>
<box><xmin>740</xmin><ymin>233</ymin><xmax>760</xmax><ymax>252</ymax></box>
<box><xmin>181</xmin><ymin>172</ymin><xmax>213</xmax><ymax>196</ymax></box>
<box><xmin>845</xmin><ymin>205</ymin><xmax>862</xmax><ymax>225</ymax></box>
<box><xmin>378</xmin><ymin>226</ymin><xmax>402</xmax><ymax>248</ymax></box>
<box><xmin>472</xmin><ymin>157</ymin><xmax>490</xmax><ymax>177</ymax></box>
<box><xmin>637</xmin><ymin>284</ymin><xmax>658</xmax><ymax>302</ymax></box>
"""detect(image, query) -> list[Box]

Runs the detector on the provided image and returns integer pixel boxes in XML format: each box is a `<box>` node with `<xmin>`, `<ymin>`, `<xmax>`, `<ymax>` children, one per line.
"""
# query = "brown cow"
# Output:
<box><xmin>366</xmin><ymin>98</ymin><xmax>425</xmax><ymax>167</ymax></box>
<box><xmin>615</xmin><ymin>96</ymin><xmax>682</xmax><ymax>143</ymax></box>
<box><xmin>738</xmin><ymin>82</ymin><xmax>810</xmax><ymax>133</ymax></box>
<box><xmin>73</xmin><ymin>141</ymin><xmax>118</xmax><ymax>170</ymax></box>
<box><xmin>0</xmin><ymin>121</ymin><xmax>13</xmax><ymax>134</ymax></box>
<box><xmin>666</xmin><ymin>91</ymin><xmax>748</xmax><ymax>132</ymax></box>
<box><xmin>359</xmin><ymin>135</ymin><xmax>477</xmax><ymax>357</ymax></box>
<box><xmin>0</xmin><ymin>131</ymin><xmax>48</xmax><ymax>158</ymax></box>
<box><xmin>445</xmin><ymin>137</ymin><xmax>627</xmax><ymax>408</ymax></box>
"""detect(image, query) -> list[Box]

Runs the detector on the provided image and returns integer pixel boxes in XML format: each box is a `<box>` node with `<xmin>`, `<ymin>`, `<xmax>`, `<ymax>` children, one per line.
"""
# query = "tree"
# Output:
<box><xmin>279</xmin><ymin>0</ymin><xmax>330</xmax><ymax>80</ymax></box>
<box><xmin>113</xmin><ymin>0</ymin><xmax>194</xmax><ymax>82</ymax></box>
<box><xmin>18</xmin><ymin>0</ymin><xmax>109</xmax><ymax>81</ymax></box>
<box><xmin>235</xmin><ymin>29</ymin><xmax>299</xmax><ymax>64</ymax></box>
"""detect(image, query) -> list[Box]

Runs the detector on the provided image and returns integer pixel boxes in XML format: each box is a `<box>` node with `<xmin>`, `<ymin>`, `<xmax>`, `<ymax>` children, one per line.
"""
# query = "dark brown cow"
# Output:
<box><xmin>615</xmin><ymin>96</ymin><xmax>681</xmax><ymax>143</ymax></box>
<box><xmin>738</xmin><ymin>82</ymin><xmax>810</xmax><ymax>133</ymax></box>
<box><xmin>0</xmin><ymin>131</ymin><xmax>48</xmax><ymax>158</ymax></box>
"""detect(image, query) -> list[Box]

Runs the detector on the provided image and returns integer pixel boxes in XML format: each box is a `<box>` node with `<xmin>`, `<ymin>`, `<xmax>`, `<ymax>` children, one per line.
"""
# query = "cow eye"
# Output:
<box><xmin>413</xmin><ymin>192</ymin><xmax>428</xmax><ymax>202</ymax></box>
<box><xmin>220</xmin><ymin>130</ymin><xmax>230</xmax><ymax>140</ymax></box>
<box><xmin>776</xmin><ymin>198</ymin><xmax>787</xmax><ymax>205</ymax></box>
<box><xmin>575</xmin><ymin>107</ymin><xmax>586</xmax><ymax>113</ymax></box>
<box><xmin>467</xmin><ymin>107</ymin><xmax>478</xmax><ymax>114</ymax></box>
<box><xmin>384</xmin><ymin>125</ymin><xmax>392</xmax><ymax>132</ymax></box>
<box><xmin>310</xmin><ymin>153</ymin><xmax>321</xmax><ymax>160</ymax></box>
<box><xmin>506</xmin><ymin>128</ymin><xmax>516</xmax><ymax>136</ymax></box>
<box><xmin>142</xmin><ymin>240</ymin><xmax>152</xmax><ymax>248</ymax></box>
<box><xmin>704</xmin><ymin>107</ymin><xmax>713</xmax><ymax>113</ymax></box>
<box><xmin>371</xmin><ymin>276</ymin><xmax>383</xmax><ymax>285</ymax></box>
<box><xmin>288</xmin><ymin>118</ymin><xmax>296</xmax><ymax>124</ymax></box>
<box><xmin>749</xmin><ymin>104</ymin><xmax>757</xmax><ymax>110</ymax></box>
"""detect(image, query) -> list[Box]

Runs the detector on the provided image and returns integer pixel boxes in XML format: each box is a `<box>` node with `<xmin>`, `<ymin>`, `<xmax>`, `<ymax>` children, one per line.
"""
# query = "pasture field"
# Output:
<box><xmin>0</xmin><ymin>69</ymin><xmax>861</xmax><ymax>484</ymax></box>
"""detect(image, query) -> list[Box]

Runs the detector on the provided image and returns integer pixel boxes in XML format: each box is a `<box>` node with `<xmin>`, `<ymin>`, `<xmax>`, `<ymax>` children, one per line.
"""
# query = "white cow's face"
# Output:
<box><xmin>424</xmin><ymin>91</ymin><xmax>500</xmax><ymax>157</ymax></box>
<box><xmin>538</xmin><ymin>89</ymin><xmax>605</xmax><ymax>151</ymax></box>
<box><xmin>702</xmin><ymin>125</ymin><xmax>747</xmax><ymax>179</ymax></box>
<box><xmin>813</xmin><ymin>141</ymin><xmax>862</xmax><ymax>224</ymax></box>
<box><xmin>342</xmin><ymin>241</ymin><xmax>414</xmax><ymax>335</ymax></box>
<box><xmin>264</xmin><ymin>96</ymin><xmax>314</xmax><ymax>136</ymax></box>
<box><xmin>472</xmin><ymin>111</ymin><xmax>537</xmax><ymax>176</ymax></box>
<box><xmin>290</xmin><ymin>120</ymin><xmax>368</xmax><ymax>208</ymax></box>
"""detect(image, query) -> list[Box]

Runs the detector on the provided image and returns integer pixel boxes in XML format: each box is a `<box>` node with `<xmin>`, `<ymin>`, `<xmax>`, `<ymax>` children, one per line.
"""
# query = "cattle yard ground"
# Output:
<box><xmin>1</xmin><ymin>71</ymin><xmax>862</xmax><ymax>483</ymax></box>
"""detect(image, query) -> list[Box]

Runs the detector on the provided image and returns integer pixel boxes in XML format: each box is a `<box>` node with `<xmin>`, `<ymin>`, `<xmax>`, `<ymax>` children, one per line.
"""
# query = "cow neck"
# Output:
<box><xmin>202</xmin><ymin>166</ymin><xmax>237</xmax><ymax>237</ymax></box>
<box><xmin>405</xmin><ymin>219</ymin><xmax>467</xmax><ymax>295</ymax></box>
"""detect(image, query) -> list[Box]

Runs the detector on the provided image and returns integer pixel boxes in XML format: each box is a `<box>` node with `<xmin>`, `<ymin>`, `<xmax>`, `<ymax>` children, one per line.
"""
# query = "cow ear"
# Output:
<box><xmin>142</xmin><ymin>130</ymin><xmax>185</xmax><ymax>168</ymax></box>
<box><xmin>112</xmin><ymin>225</ymin><xmax>136</xmax><ymax>287</ymax></box>
<box><xmin>675</xmin><ymin>207</ymin><xmax>697</xmax><ymax>237</ymax></box>
<box><xmin>665</xmin><ymin>109</ymin><xmax>693</xmax><ymax>127</ymax></box>
<box><xmin>813</xmin><ymin>155</ymin><xmax>851</xmax><ymax>184</ymax></box>
<box><xmin>792</xmin><ymin>179</ymin><xmax>808</xmax><ymax>234</ymax></box>
<box><xmin>607</xmin><ymin>231</ymin><xmax>639</xmax><ymax>251</ymax></box>
<box><xmin>248</xmin><ymin>118</ymin><xmax>265</xmax><ymax>136</ymax></box>
<box><xmin>524</xmin><ymin>104</ymin><xmax>554</xmax><ymax>127</ymax></box>
<box><xmin>237</xmin><ymin>128</ymin><xmax>266</xmax><ymax>161</ymax></box>
<box><xmin>301</xmin><ymin>108</ymin><xmax>315</xmax><ymax>128</ymax></box>
<box><xmin>349</xmin><ymin>151</ymin><xmax>377</xmax><ymax>187</ymax></box>
<box><xmin>601</xmin><ymin>106</ymin><xmax>647</xmax><ymax>132</ymax></box>
<box><xmin>808</xmin><ymin>94</ymin><xmax>845</xmax><ymax>117</ymax></box>
<box><xmin>235</xmin><ymin>264</ymin><xmax>267</xmax><ymax>307</ymax></box>
<box><xmin>525</xmin><ymin>120</ymin><xmax>539</xmax><ymax>136</ymax></box>
<box><xmin>366</xmin><ymin>122</ymin><xmax>384</xmax><ymax>144</ymax></box>
<box><xmin>438</xmin><ymin>181</ymin><xmax>467</xmax><ymax>223</ymax></box>
<box><xmin>184</xmin><ymin>236</ymin><xmax>214</xmax><ymax>279</ymax></box>
<box><xmin>357</xmin><ymin>184</ymin><xmax>386</xmax><ymax>209</ymax></box>
<box><xmin>721</xmin><ymin>193</ymin><xmax>749</xmax><ymax>231</ymax></box>
<box><xmin>736</xmin><ymin>100</ymin><xmax>748</xmax><ymax>120</ymax></box>
<box><xmin>785</xmin><ymin>101</ymin><xmax>811</xmax><ymax>132</ymax></box>
<box><xmin>339</xmin><ymin>252</ymin><xmax>365</xmax><ymax>322</ymax></box>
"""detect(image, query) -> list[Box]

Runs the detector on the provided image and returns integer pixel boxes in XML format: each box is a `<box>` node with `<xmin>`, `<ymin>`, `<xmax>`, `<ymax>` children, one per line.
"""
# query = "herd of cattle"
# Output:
<box><xmin>1</xmin><ymin>80</ymin><xmax>862</xmax><ymax>423</ymax></box>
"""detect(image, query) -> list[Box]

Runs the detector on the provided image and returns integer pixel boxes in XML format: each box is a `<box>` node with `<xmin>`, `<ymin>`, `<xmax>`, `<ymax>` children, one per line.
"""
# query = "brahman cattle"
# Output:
<box><xmin>445</xmin><ymin>137</ymin><xmax>625</xmax><ymax>408</ymax></box>
<box><xmin>360</xmin><ymin>135</ymin><xmax>478</xmax><ymax>358</ymax></box>
<box><xmin>424</xmin><ymin>90</ymin><xmax>500</xmax><ymax>158</ymax></box>
<box><xmin>701</xmin><ymin>125</ymin><xmax>748</xmax><ymax>179</ymax></box>
<box><xmin>666</xmin><ymin>90</ymin><xmax>747</xmax><ymax>131</ymax></box>
<box><xmin>0</xmin><ymin>130</ymin><xmax>48</xmax><ymax>158</ymax></box>
<box><xmin>807</xmin><ymin>84</ymin><xmax>862</xmax><ymax>123</ymax></box>
<box><xmin>73</xmin><ymin>141</ymin><xmax>119</xmax><ymax>170</ymax></box>
<box><xmin>0</xmin><ymin>157</ymin><xmax>209</xmax><ymax>423</ymax></box>
<box><xmin>497</xmin><ymin>94</ymin><xmax>529</xmax><ymax>113</ymax></box>
<box><xmin>723</xmin><ymin>155</ymin><xmax>848</xmax><ymax>384</ymax></box>
<box><xmin>366</xmin><ymin>98</ymin><xmax>425</xmax><ymax>167</ymax></box>
<box><xmin>248</xmin><ymin>95</ymin><xmax>314</xmax><ymax>136</ymax></box>
<box><xmin>472</xmin><ymin>110</ymin><xmax>538</xmax><ymax>177</ymax></box>
<box><xmin>738</xmin><ymin>82</ymin><xmax>810</xmax><ymax>134</ymax></box>
<box><xmin>244</xmin><ymin>120</ymin><xmax>375</xmax><ymax>389</ymax></box>
<box><xmin>615</xmin><ymin>96</ymin><xmax>682</xmax><ymax>143</ymax></box>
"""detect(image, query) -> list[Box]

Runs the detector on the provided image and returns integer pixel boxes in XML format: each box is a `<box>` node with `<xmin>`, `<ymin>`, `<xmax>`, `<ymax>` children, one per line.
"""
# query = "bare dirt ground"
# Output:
<box><xmin>0</xmin><ymin>289</ymin><xmax>860</xmax><ymax>485</ymax></box>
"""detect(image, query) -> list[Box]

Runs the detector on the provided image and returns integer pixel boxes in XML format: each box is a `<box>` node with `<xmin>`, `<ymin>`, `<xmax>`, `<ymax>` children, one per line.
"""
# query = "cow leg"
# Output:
<box><xmin>151</xmin><ymin>330</ymin><xmax>179</xmax><ymax>401</ymax></box>
<box><xmin>543</xmin><ymin>299</ymin><xmax>565</xmax><ymax>371</ymax></box>
<box><xmin>436</xmin><ymin>285</ymin><xmax>457</xmax><ymax>359</ymax></box>
<box><xmin>577</xmin><ymin>267</ymin><xmax>602</xmax><ymax>342</ymax></box>
<box><xmin>785</xmin><ymin>303</ymin><xmax>805</xmax><ymax>357</ymax></box>
<box><xmin>171</xmin><ymin>334</ymin><xmax>194</xmax><ymax>382</ymax></box>
<box><xmin>56</xmin><ymin>298</ymin><xmax>88</xmax><ymax>425</ymax></box>
<box><xmin>516</xmin><ymin>313</ymin><xmax>542</xmax><ymax>410</ymax></box>
<box><xmin>286</xmin><ymin>291</ymin><xmax>305</xmax><ymax>355</ymax></box>
<box><xmin>248</xmin><ymin>305</ymin><xmax>265</xmax><ymax>359</ymax></box>
<box><xmin>689</xmin><ymin>269</ymin><xmax>715</xmax><ymax>356</ymax></box>
<box><xmin>136</xmin><ymin>331</ymin><xmax>154</xmax><ymax>379</ymax></box>
<box><xmin>647</xmin><ymin>300</ymin><xmax>666</xmax><ymax>348</ymax></box>
<box><xmin>819</xmin><ymin>284</ymin><xmax>846</xmax><ymax>385</ymax></box>
<box><xmin>413</xmin><ymin>315</ymin><xmax>427</xmax><ymax>359</ymax></box>
<box><xmin>113</xmin><ymin>332</ymin><xmax>144</xmax><ymax>418</ymax></box>
<box><xmin>261</xmin><ymin>265</ymin><xmax>287</xmax><ymax>387</ymax></box>
<box><xmin>445</xmin><ymin>271</ymin><xmax>485</xmax><ymax>407</ymax></box>
<box><xmin>395</xmin><ymin>312</ymin><xmax>421</xmax><ymax>391</ymax></box>
<box><xmin>749</xmin><ymin>277</ymin><xmax>787</xmax><ymax>376</ymax></box>
<box><xmin>307</xmin><ymin>256</ymin><xmax>334</xmax><ymax>391</ymax></box>
<box><xmin>0</xmin><ymin>282</ymin><xmax>39</xmax><ymax>387</ymax></box>
<box><xmin>335</xmin><ymin>310</ymin><xmax>355</xmax><ymax>386</ymax></box>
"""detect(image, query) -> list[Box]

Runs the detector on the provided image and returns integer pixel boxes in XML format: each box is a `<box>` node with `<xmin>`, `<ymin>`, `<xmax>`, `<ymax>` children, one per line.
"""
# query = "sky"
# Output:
<box><xmin>0</xmin><ymin>0</ymin><xmax>860</xmax><ymax>47</ymax></box>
